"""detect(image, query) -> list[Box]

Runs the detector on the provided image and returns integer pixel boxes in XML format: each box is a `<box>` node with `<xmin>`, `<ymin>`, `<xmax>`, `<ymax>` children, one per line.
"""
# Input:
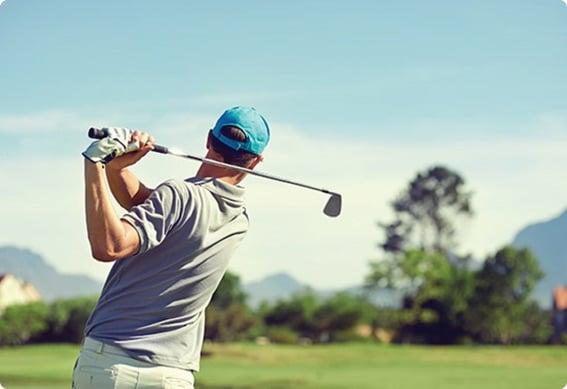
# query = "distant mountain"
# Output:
<box><xmin>244</xmin><ymin>272</ymin><xmax>311</xmax><ymax>307</ymax></box>
<box><xmin>0</xmin><ymin>245</ymin><xmax>399</xmax><ymax>306</ymax></box>
<box><xmin>512</xmin><ymin>209</ymin><xmax>567</xmax><ymax>307</ymax></box>
<box><xmin>243</xmin><ymin>272</ymin><xmax>400</xmax><ymax>307</ymax></box>
<box><xmin>0</xmin><ymin>246</ymin><xmax>102</xmax><ymax>301</ymax></box>
<box><xmin>340</xmin><ymin>285</ymin><xmax>402</xmax><ymax>307</ymax></box>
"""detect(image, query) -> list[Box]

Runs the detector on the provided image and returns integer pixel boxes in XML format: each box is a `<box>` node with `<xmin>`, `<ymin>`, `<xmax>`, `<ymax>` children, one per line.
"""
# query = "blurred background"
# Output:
<box><xmin>0</xmin><ymin>1</ymin><xmax>566</xmax><ymax>388</ymax></box>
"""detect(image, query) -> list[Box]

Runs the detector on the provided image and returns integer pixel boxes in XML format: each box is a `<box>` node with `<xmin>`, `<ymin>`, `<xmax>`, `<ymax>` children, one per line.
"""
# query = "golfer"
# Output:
<box><xmin>73</xmin><ymin>106</ymin><xmax>270</xmax><ymax>388</ymax></box>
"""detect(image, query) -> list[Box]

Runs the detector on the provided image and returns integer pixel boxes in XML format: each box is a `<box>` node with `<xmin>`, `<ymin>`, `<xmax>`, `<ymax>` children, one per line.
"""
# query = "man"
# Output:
<box><xmin>73</xmin><ymin>106</ymin><xmax>270</xmax><ymax>388</ymax></box>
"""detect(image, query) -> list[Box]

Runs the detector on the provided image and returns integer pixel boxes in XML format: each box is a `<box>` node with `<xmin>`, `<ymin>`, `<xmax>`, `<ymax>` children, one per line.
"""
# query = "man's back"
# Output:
<box><xmin>85</xmin><ymin>177</ymin><xmax>248</xmax><ymax>371</ymax></box>
<box><xmin>78</xmin><ymin>106</ymin><xmax>269</xmax><ymax>388</ymax></box>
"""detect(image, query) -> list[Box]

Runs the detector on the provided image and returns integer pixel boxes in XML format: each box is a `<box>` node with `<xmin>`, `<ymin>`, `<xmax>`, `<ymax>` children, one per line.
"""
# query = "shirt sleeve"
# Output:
<box><xmin>121</xmin><ymin>180</ymin><xmax>185</xmax><ymax>255</ymax></box>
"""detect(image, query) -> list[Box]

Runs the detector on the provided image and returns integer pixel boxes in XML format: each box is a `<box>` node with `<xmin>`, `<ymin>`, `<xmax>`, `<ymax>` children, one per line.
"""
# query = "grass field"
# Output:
<box><xmin>0</xmin><ymin>343</ymin><xmax>566</xmax><ymax>389</ymax></box>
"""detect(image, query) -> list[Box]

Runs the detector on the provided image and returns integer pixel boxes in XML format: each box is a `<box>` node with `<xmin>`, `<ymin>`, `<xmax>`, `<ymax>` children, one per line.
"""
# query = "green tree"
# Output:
<box><xmin>60</xmin><ymin>297</ymin><xmax>97</xmax><ymax>343</ymax></box>
<box><xmin>520</xmin><ymin>301</ymin><xmax>552</xmax><ymax>344</ymax></box>
<box><xmin>465</xmin><ymin>246</ymin><xmax>547</xmax><ymax>344</ymax></box>
<box><xmin>0</xmin><ymin>302</ymin><xmax>50</xmax><ymax>345</ymax></box>
<box><xmin>366</xmin><ymin>165</ymin><xmax>475</xmax><ymax>343</ymax></box>
<box><xmin>211</xmin><ymin>271</ymin><xmax>247</xmax><ymax>309</ymax></box>
<box><xmin>313</xmin><ymin>292</ymin><xmax>372</xmax><ymax>342</ymax></box>
<box><xmin>205</xmin><ymin>303</ymin><xmax>257</xmax><ymax>342</ymax></box>
<box><xmin>367</xmin><ymin>250</ymin><xmax>474</xmax><ymax>343</ymax></box>
<box><xmin>42</xmin><ymin>296</ymin><xmax>97</xmax><ymax>343</ymax></box>
<box><xmin>205</xmin><ymin>271</ymin><xmax>257</xmax><ymax>341</ymax></box>
<box><xmin>263</xmin><ymin>292</ymin><xmax>320</xmax><ymax>339</ymax></box>
<box><xmin>381</xmin><ymin>165</ymin><xmax>473</xmax><ymax>254</ymax></box>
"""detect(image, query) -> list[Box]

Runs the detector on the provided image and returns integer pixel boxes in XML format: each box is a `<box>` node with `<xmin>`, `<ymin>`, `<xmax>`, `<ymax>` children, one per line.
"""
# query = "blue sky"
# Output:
<box><xmin>2</xmin><ymin>1</ymin><xmax>565</xmax><ymax>134</ymax></box>
<box><xmin>0</xmin><ymin>1</ymin><xmax>566</xmax><ymax>287</ymax></box>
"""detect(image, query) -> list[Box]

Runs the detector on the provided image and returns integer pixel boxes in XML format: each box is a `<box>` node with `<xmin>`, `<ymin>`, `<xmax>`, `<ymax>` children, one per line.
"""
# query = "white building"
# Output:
<box><xmin>0</xmin><ymin>273</ymin><xmax>42</xmax><ymax>311</ymax></box>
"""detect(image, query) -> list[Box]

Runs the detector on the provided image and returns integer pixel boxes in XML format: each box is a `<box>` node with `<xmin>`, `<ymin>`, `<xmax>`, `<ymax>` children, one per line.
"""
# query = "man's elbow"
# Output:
<box><xmin>87</xmin><ymin>224</ymin><xmax>139</xmax><ymax>262</ymax></box>
<box><xmin>90</xmin><ymin>245</ymin><xmax>123</xmax><ymax>262</ymax></box>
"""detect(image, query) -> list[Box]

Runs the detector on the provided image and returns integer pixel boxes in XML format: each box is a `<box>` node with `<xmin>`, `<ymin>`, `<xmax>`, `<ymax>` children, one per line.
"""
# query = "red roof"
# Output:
<box><xmin>553</xmin><ymin>287</ymin><xmax>567</xmax><ymax>310</ymax></box>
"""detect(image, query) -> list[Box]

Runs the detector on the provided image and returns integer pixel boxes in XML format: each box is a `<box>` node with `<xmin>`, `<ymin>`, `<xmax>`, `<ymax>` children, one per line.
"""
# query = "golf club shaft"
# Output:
<box><xmin>88</xmin><ymin>127</ymin><xmax>339</xmax><ymax>197</ymax></box>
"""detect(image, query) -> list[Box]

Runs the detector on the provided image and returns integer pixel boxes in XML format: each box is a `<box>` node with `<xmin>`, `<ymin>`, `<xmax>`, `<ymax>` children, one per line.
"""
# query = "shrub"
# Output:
<box><xmin>0</xmin><ymin>302</ymin><xmax>50</xmax><ymax>345</ymax></box>
<box><xmin>266</xmin><ymin>326</ymin><xmax>299</xmax><ymax>344</ymax></box>
<box><xmin>330</xmin><ymin>329</ymin><xmax>370</xmax><ymax>343</ymax></box>
<box><xmin>205</xmin><ymin>303</ymin><xmax>257</xmax><ymax>342</ymax></box>
<box><xmin>39</xmin><ymin>296</ymin><xmax>98</xmax><ymax>343</ymax></box>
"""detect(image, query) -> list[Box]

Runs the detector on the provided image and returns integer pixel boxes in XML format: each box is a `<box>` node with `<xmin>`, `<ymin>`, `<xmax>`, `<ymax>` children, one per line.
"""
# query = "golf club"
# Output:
<box><xmin>88</xmin><ymin>127</ymin><xmax>342</xmax><ymax>217</ymax></box>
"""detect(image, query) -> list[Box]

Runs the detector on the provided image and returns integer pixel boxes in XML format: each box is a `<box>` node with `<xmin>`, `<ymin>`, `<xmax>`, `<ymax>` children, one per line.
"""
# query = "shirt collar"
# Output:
<box><xmin>186</xmin><ymin>176</ymin><xmax>245</xmax><ymax>203</ymax></box>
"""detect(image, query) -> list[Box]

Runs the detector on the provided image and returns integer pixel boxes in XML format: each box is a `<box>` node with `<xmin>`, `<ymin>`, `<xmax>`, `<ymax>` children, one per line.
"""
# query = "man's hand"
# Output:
<box><xmin>107</xmin><ymin>130</ymin><xmax>155</xmax><ymax>171</ymax></box>
<box><xmin>82</xmin><ymin>127</ymin><xmax>152</xmax><ymax>165</ymax></box>
<box><xmin>103</xmin><ymin>130</ymin><xmax>155</xmax><ymax>210</ymax></box>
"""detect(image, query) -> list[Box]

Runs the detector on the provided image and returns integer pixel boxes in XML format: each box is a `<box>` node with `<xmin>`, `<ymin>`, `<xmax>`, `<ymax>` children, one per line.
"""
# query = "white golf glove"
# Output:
<box><xmin>82</xmin><ymin>127</ymin><xmax>139</xmax><ymax>164</ymax></box>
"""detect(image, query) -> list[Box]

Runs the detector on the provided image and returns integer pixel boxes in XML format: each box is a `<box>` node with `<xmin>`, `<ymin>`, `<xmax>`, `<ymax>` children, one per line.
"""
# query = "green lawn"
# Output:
<box><xmin>0</xmin><ymin>343</ymin><xmax>566</xmax><ymax>389</ymax></box>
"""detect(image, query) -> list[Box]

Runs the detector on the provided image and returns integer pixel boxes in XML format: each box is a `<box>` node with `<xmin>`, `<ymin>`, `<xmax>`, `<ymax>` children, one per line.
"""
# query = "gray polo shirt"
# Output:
<box><xmin>85</xmin><ymin>177</ymin><xmax>248</xmax><ymax>371</ymax></box>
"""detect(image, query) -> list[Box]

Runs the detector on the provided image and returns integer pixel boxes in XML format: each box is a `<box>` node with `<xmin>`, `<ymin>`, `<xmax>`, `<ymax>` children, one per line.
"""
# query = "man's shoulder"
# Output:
<box><xmin>158</xmin><ymin>178</ymin><xmax>185</xmax><ymax>192</ymax></box>
<box><xmin>156</xmin><ymin>179</ymin><xmax>194</xmax><ymax>196</ymax></box>
<box><xmin>156</xmin><ymin>177</ymin><xmax>245</xmax><ymax>214</ymax></box>
<box><xmin>155</xmin><ymin>178</ymin><xmax>207</xmax><ymax>204</ymax></box>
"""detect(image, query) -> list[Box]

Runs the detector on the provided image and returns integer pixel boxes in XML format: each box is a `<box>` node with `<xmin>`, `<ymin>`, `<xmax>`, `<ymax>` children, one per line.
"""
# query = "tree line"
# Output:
<box><xmin>0</xmin><ymin>276</ymin><xmax>377</xmax><ymax>346</ymax></box>
<box><xmin>365</xmin><ymin>165</ymin><xmax>550</xmax><ymax>344</ymax></box>
<box><xmin>0</xmin><ymin>165</ymin><xmax>556</xmax><ymax>346</ymax></box>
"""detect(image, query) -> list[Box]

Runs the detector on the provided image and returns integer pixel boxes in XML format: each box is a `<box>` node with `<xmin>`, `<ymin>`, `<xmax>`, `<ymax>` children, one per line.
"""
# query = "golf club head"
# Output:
<box><xmin>323</xmin><ymin>193</ymin><xmax>342</xmax><ymax>217</ymax></box>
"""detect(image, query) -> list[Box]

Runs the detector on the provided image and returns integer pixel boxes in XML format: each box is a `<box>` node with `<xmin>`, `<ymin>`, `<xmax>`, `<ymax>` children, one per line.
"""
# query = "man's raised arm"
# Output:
<box><xmin>105</xmin><ymin>130</ymin><xmax>155</xmax><ymax>210</ymax></box>
<box><xmin>84</xmin><ymin>160</ymin><xmax>140</xmax><ymax>261</ymax></box>
<box><xmin>82</xmin><ymin>128</ymin><xmax>155</xmax><ymax>261</ymax></box>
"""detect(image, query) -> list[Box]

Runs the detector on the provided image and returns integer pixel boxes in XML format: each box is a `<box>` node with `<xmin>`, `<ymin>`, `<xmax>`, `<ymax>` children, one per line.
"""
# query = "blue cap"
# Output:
<box><xmin>212</xmin><ymin>106</ymin><xmax>270</xmax><ymax>155</ymax></box>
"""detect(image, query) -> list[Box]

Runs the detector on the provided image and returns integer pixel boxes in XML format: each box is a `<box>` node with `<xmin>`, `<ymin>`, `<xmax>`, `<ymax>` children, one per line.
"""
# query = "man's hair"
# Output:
<box><xmin>210</xmin><ymin>126</ymin><xmax>258</xmax><ymax>167</ymax></box>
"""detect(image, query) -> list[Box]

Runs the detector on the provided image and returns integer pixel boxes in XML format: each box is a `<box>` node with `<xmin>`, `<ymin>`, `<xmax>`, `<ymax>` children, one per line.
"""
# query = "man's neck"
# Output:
<box><xmin>196</xmin><ymin>163</ymin><xmax>244</xmax><ymax>186</ymax></box>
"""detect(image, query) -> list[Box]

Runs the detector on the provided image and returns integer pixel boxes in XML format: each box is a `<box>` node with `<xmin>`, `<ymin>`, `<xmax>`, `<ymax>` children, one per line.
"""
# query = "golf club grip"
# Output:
<box><xmin>88</xmin><ymin>127</ymin><xmax>108</xmax><ymax>139</ymax></box>
<box><xmin>151</xmin><ymin>144</ymin><xmax>169</xmax><ymax>154</ymax></box>
<box><xmin>87</xmin><ymin>127</ymin><xmax>169</xmax><ymax>154</ymax></box>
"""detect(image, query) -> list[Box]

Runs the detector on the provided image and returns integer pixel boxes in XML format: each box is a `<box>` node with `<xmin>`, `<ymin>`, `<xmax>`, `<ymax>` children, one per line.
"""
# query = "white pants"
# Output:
<box><xmin>72</xmin><ymin>337</ymin><xmax>195</xmax><ymax>389</ymax></box>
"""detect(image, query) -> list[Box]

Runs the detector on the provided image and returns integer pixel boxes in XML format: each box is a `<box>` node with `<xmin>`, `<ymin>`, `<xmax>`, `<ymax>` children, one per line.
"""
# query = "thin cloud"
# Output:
<box><xmin>536</xmin><ymin>113</ymin><xmax>567</xmax><ymax>136</ymax></box>
<box><xmin>0</xmin><ymin>110</ymin><xmax>159</xmax><ymax>135</ymax></box>
<box><xmin>0</xmin><ymin>111</ymin><xmax>91</xmax><ymax>134</ymax></box>
<box><xmin>2</xmin><ymin>110</ymin><xmax>567</xmax><ymax>288</ymax></box>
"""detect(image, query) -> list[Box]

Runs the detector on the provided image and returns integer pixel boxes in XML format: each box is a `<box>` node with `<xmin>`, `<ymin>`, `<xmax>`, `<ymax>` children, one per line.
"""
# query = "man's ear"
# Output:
<box><xmin>248</xmin><ymin>155</ymin><xmax>264</xmax><ymax>170</ymax></box>
<box><xmin>206</xmin><ymin>130</ymin><xmax>213</xmax><ymax>150</ymax></box>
